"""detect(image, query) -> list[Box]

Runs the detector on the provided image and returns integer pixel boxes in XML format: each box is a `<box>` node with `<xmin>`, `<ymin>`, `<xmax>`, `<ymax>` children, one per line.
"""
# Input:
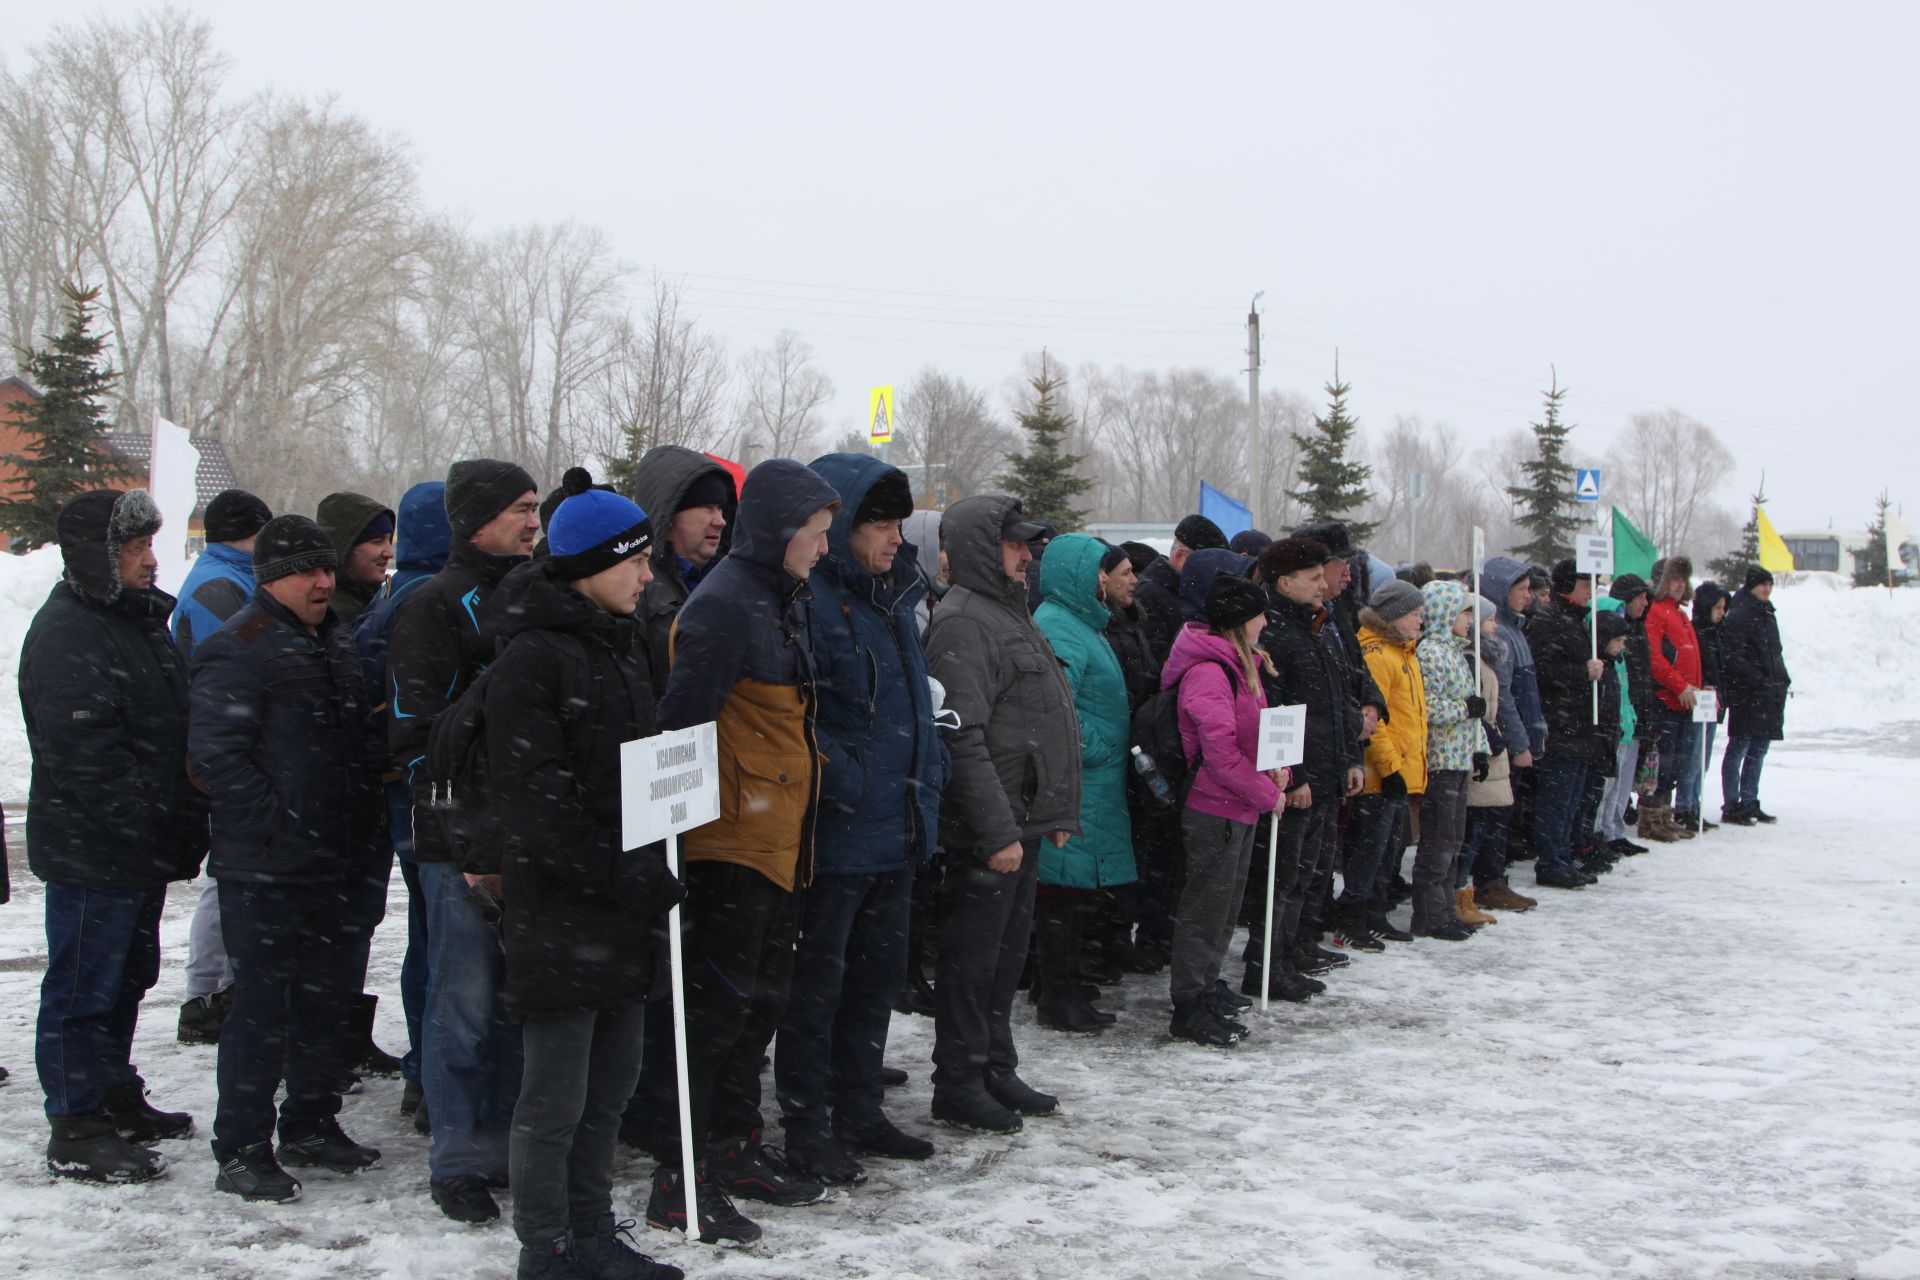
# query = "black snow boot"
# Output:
<box><xmin>644</xmin><ymin>1163</ymin><xmax>762</xmax><ymax>1244</ymax></box>
<box><xmin>708</xmin><ymin>1130</ymin><xmax>825</xmax><ymax>1206</ymax></box>
<box><xmin>517</xmin><ymin>1231</ymin><xmax>592</xmax><ymax>1280</ymax></box>
<box><xmin>349</xmin><ymin>994</ymin><xmax>404</xmax><ymax>1077</ymax></box>
<box><xmin>101</xmin><ymin>1081</ymin><xmax>193</xmax><ymax>1143</ymax></box>
<box><xmin>215</xmin><ymin>1142</ymin><xmax>302</xmax><ymax>1202</ymax></box>
<box><xmin>278</xmin><ymin>1116</ymin><xmax>381</xmax><ymax>1173</ymax></box>
<box><xmin>432</xmin><ymin>1173</ymin><xmax>501</xmax><ymax>1223</ymax></box>
<box><xmin>1750</xmin><ymin>805</ymin><xmax>1777</xmax><ymax>824</ymax></box>
<box><xmin>46</xmin><ymin>1114</ymin><xmax>167</xmax><ymax>1183</ymax></box>
<box><xmin>570</xmin><ymin>1213</ymin><xmax>684</xmax><ymax>1280</ymax></box>
<box><xmin>1033</xmin><ymin>894</ymin><xmax>1111</xmax><ymax>1033</ymax></box>
<box><xmin>1211</xmin><ymin>978</ymin><xmax>1254</xmax><ymax>1014</ymax></box>
<box><xmin>1720</xmin><ymin>805</ymin><xmax>1757</xmax><ymax>827</ymax></box>
<box><xmin>833</xmin><ymin>1113</ymin><xmax>935</xmax><ymax>1160</ymax></box>
<box><xmin>789</xmin><ymin>1135</ymin><xmax>868</xmax><ymax>1187</ymax></box>
<box><xmin>1168</xmin><ymin>1002</ymin><xmax>1243</xmax><ymax>1047</ymax></box>
<box><xmin>985</xmin><ymin>1070</ymin><xmax>1058</xmax><ymax>1117</ymax></box>
<box><xmin>930</xmin><ymin>1089</ymin><xmax>1023</xmax><ymax>1135</ymax></box>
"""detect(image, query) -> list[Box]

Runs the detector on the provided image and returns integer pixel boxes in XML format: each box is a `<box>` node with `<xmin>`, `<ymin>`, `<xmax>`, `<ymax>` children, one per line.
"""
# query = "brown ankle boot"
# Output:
<box><xmin>1455</xmin><ymin>886</ymin><xmax>1497</xmax><ymax>925</ymax></box>
<box><xmin>1476</xmin><ymin>877</ymin><xmax>1537</xmax><ymax>911</ymax></box>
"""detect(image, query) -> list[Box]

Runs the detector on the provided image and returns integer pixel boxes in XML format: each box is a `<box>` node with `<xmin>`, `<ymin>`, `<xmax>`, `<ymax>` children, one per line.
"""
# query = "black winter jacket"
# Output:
<box><xmin>1106</xmin><ymin>600</ymin><xmax>1160</xmax><ymax>711</ymax></box>
<box><xmin>1134</xmin><ymin>556</ymin><xmax>1183</xmax><ymax>667</ymax></box>
<box><xmin>1530</xmin><ymin>596</ymin><xmax>1612</xmax><ymax>764</ymax></box>
<box><xmin>925</xmin><ymin>494</ymin><xmax>1083</xmax><ymax>860</ymax></box>
<box><xmin>189</xmin><ymin>592</ymin><xmax>386</xmax><ymax>885</ymax></box>
<box><xmin>19</xmin><ymin>581</ymin><xmax>208</xmax><ymax>888</ymax></box>
<box><xmin>482</xmin><ymin>560</ymin><xmax>684</xmax><ymax>1017</ymax></box>
<box><xmin>387</xmin><ymin>538</ymin><xmax>529</xmax><ymax>863</ymax></box>
<box><xmin>631</xmin><ymin>446</ymin><xmax>736</xmax><ymax>693</ymax></box>
<box><xmin>1258</xmin><ymin>592</ymin><xmax>1353</xmax><ymax>791</ymax></box>
<box><xmin>1718</xmin><ymin>588</ymin><xmax>1790</xmax><ymax>741</ymax></box>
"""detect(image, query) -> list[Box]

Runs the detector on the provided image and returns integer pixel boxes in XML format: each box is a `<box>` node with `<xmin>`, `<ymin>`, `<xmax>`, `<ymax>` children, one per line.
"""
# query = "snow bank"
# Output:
<box><xmin>1767</xmin><ymin>575</ymin><xmax>1920</xmax><ymax>735</ymax></box>
<box><xmin>1</xmin><ymin>546</ymin><xmax>64</xmax><ymax>802</ymax></box>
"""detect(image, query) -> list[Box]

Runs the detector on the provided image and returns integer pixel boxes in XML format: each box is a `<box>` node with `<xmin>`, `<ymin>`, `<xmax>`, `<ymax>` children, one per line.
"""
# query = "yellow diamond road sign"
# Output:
<box><xmin>869</xmin><ymin>385</ymin><xmax>895</xmax><ymax>444</ymax></box>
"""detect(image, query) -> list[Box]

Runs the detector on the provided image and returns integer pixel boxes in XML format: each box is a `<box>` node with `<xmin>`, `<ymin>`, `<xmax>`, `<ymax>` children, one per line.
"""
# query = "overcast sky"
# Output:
<box><xmin>5</xmin><ymin>1</ymin><xmax>1914</xmax><ymax>530</ymax></box>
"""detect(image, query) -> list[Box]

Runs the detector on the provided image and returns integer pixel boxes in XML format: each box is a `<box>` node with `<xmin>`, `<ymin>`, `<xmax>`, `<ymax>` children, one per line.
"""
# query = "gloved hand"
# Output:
<box><xmin>1379</xmin><ymin>771</ymin><xmax>1408</xmax><ymax>798</ymax></box>
<box><xmin>1472</xmin><ymin>752</ymin><xmax>1490</xmax><ymax>782</ymax></box>
<box><xmin>1464</xmin><ymin>695</ymin><xmax>1487</xmax><ymax>720</ymax></box>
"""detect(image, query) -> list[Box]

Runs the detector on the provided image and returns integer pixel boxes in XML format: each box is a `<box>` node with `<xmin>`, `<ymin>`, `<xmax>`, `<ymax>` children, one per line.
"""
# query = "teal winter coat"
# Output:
<box><xmin>1033</xmin><ymin>534</ymin><xmax>1137</xmax><ymax>890</ymax></box>
<box><xmin>1416</xmin><ymin>579</ymin><xmax>1489</xmax><ymax>773</ymax></box>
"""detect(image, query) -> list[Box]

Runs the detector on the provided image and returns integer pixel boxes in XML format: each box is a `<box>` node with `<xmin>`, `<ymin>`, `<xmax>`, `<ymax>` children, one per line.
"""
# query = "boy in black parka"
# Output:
<box><xmin>483</xmin><ymin>489</ymin><xmax>685</xmax><ymax>1280</ymax></box>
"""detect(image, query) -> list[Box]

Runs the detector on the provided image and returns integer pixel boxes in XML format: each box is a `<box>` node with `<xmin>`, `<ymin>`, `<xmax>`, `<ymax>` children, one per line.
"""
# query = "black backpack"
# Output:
<box><xmin>1130</xmin><ymin>657</ymin><xmax>1236</xmax><ymax>804</ymax></box>
<box><xmin>425</xmin><ymin>633</ymin><xmax>585</xmax><ymax>873</ymax></box>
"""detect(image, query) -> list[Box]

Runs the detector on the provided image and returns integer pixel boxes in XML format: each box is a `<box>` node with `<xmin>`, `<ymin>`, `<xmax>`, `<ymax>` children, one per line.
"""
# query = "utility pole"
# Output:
<box><xmin>1246</xmin><ymin>292</ymin><xmax>1264</xmax><ymax>530</ymax></box>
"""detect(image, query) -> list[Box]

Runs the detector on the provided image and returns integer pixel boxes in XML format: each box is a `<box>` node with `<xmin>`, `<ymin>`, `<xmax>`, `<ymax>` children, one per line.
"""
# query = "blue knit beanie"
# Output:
<box><xmin>547</xmin><ymin>490</ymin><xmax>652</xmax><ymax>581</ymax></box>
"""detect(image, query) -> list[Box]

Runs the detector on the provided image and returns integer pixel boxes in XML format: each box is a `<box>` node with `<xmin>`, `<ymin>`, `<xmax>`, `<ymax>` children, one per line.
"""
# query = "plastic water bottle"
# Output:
<box><xmin>1131</xmin><ymin>746</ymin><xmax>1173</xmax><ymax>805</ymax></box>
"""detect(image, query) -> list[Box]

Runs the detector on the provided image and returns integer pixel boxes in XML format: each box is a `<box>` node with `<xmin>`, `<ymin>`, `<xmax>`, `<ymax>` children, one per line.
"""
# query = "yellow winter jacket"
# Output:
<box><xmin>1359</xmin><ymin>616</ymin><xmax>1428</xmax><ymax>796</ymax></box>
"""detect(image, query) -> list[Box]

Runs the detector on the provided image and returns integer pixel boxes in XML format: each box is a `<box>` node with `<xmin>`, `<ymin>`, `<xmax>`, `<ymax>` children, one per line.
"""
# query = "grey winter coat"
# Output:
<box><xmin>923</xmin><ymin>494</ymin><xmax>1083</xmax><ymax>861</ymax></box>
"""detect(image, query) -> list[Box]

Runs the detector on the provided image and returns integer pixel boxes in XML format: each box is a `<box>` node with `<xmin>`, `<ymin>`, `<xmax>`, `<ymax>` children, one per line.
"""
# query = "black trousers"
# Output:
<box><xmin>646</xmin><ymin>861</ymin><xmax>797</xmax><ymax>1164</ymax></box>
<box><xmin>510</xmin><ymin>998</ymin><xmax>647</xmax><ymax>1245</ymax></box>
<box><xmin>214</xmin><ymin>879</ymin><xmax>357</xmax><ymax>1157</ymax></box>
<box><xmin>1128</xmin><ymin>792</ymin><xmax>1184</xmax><ymax>950</ymax></box>
<box><xmin>931</xmin><ymin>839</ymin><xmax>1039</xmax><ymax>1097</ymax></box>
<box><xmin>1241</xmin><ymin>804</ymin><xmax>1325</xmax><ymax>980</ymax></box>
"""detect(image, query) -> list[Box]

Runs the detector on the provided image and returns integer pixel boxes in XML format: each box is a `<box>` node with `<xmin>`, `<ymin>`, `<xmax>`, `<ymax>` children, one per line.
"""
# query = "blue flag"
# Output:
<box><xmin>1199</xmin><ymin>482</ymin><xmax>1252</xmax><ymax>539</ymax></box>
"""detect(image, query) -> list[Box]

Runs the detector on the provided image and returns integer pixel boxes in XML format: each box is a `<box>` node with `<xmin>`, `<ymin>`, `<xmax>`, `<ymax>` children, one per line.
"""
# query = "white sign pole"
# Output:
<box><xmin>1261</xmin><ymin>814</ymin><xmax>1279</xmax><ymax>1013</ymax></box>
<box><xmin>1471</xmin><ymin>527</ymin><xmax>1485</xmax><ymax>687</ymax></box>
<box><xmin>665</xmin><ymin>830</ymin><xmax>700</xmax><ymax>1235</ymax></box>
<box><xmin>1692</xmin><ymin>689</ymin><xmax>1718</xmax><ymax>824</ymax></box>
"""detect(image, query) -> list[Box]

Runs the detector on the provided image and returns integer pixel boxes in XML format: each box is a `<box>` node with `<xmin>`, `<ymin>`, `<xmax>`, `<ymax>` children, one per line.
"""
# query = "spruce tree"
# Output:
<box><xmin>1854</xmin><ymin>491</ymin><xmax>1891</xmax><ymax>587</ymax></box>
<box><xmin>1507</xmin><ymin>372</ymin><xmax>1581</xmax><ymax>564</ymax></box>
<box><xmin>1708</xmin><ymin>476</ymin><xmax>1767</xmax><ymax>587</ymax></box>
<box><xmin>1</xmin><ymin>284</ymin><xmax>131</xmax><ymax>552</ymax></box>
<box><xmin>999</xmin><ymin>353</ymin><xmax>1091</xmax><ymax>531</ymax></box>
<box><xmin>1287</xmin><ymin>360</ymin><xmax>1375</xmax><ymax>540</ymax></box>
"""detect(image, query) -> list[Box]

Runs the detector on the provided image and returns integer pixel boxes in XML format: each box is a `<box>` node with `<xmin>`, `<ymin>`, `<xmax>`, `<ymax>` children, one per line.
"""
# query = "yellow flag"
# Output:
<box><xmin>1755</xmin><ymin>505</ymin><xmax>1795</xmax><ymax>573</ymax></box>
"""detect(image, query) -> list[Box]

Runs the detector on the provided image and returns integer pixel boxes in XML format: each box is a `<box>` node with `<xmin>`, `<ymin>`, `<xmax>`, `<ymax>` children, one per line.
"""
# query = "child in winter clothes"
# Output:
<box><xmin>1163</xmin><ymin>574</ymin><xmax>1287</xmax><ymax>1048</ymax></box>
<box><xmin>1413</xmin><ymin>580</ymin><xmax>1488</xmax><ymax>940</ymax></box>
<box><xmin>1459</xmin><ymin>600</ymin><xmax>1535</xmax><ymax>918</ymax></box>
<box><xmin>1339</xmin><ymin>579</ymin><xmax>1428</xmax><ymax>946</ymax></box>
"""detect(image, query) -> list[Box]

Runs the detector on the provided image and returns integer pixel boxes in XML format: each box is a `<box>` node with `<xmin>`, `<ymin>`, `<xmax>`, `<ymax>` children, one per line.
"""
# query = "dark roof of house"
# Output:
<box><xmin>100</xmin><ymin>431</ymin><xmax>243</xmax><ymax>519</ymax></box>
<box><xmin>0</xmin><ymin>374</ymin><xmax>41</xmax><ymax>398</ymax></box>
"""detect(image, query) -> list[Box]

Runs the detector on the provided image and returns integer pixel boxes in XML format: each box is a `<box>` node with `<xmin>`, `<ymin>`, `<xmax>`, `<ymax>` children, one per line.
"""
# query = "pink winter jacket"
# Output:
<box><xmin>1164</xmin><ymin>622</ymin><xmax>1283</xmax><ymax>824</ymax></box>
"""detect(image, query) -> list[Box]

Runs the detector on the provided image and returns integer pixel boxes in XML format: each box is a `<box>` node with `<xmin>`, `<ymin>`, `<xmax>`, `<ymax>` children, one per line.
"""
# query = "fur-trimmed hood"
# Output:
<box><xmin>58</xmin><ymin>488</ymin><xmax>162</xmax><ymax>606</ymax></box>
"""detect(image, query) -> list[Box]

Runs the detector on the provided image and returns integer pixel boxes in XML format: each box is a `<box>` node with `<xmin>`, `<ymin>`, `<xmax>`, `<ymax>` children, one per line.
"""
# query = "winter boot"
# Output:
<box><xmin>644</xmin><ymin>1164</ymin><xmax>762</xmax><ymax>1244</ymax></box>
<box><xmin>176</xmin><ymin>990</ymin><xmax>228</xmax><ymax>1045</ymax></box>
<box><xmin>350</xmin><ymin>994</ymin><xmax>404</xmax><ymax>1077</ymax></box>
<box><xmin>1413</xmin><ymin>920</ymin><xmax>1476</xmax><ymax>941</ymax></box>
<box><xmin>46</xmin><ymin>1114</ymin><xmax>167</xmax><ymax>1184</ymax></box>
<box><xmin>985</xmin><ymin>1070</ymin><xmax>1058</xmax><ymax>1117</ymax></box>
<box><xmin>278</xmin><ymin>1116</ymin><xmax>381</xmax><ymax>1173</ymax></box>
<box><xmin>1750</xmin><ymin>805</ymin><xmax>1778</xmax><ymax>824</ymax></box>
<box><xmin>789</xmin><ymin>1135</ymin><xmax>867</xmax><ymax>1187</ymax></box>
<box><xmin>431</xmin><ymin>1173</ymin><xmax>501</xmax><ymax>1223</ymax></box>
<box><xmin>1720</xmin><ymin>804</ymin><xmax>1757</xmax><ymax>827</ymax></box>
<box><xmin>930</xmin><ymin>1088</ymin><xmax>1022</xmax><ymax>1135</ymax></box>
<box><xmin>1637</xmin><ymin>801</ymin><xmax>1682</xmax><ymax>843</ymax></box>
<box><xmin>214</xmin><ymin>1142</ymin><xmax>301</xmax><ymax>1202</ymax></box>
<box><xmin>1606</xmin><ymin>837</ymin><xmax>1649</xmax><ymax>855</ymax></box>
<box><xmin>101</xmin><ymin>1081</ymin><xmax>194</xmax><ymax>1143</ymax></box>
<box><xmin>517</xmin><ymin>1231</ymin><xmax>593</xmax><ymax>1280</ymax></box>
<box><xmin>1475</xmin><ymin>878</ymin><xmax>1537</xmax><ymax>912</ymax></box>
<box><xmin>1455</xmin><ymin>887</ymin><xmax>1497</xmax><ymax>925</ymax></box>
<box><xmin>1033</xmin><ymin>894</ymin><xmax>1108</xmax><ymax>1034</ymax></box>
<box><xmin>1169</xmin><ymin>1001</ymin><xmax>1243</xmax><ymax>1047</ymax></box>
<box><xmin>1240</xmin><ymin>967</ymin><xmax>1318</xmax><ymax>1003</ymax></box>
<box><xmin>833</xmin><ymin>1113</ymin><xmax>935</xmax><ymax>1160</ymax></box>
<box><xmin>708</xmin><ymin>1129</ymin><xmax>825</xmax><ymax>1206</ymax></box>
<box><xmin>569</xmin><ymin>1213</ymin><xmax>683</xmax><ymax>1280</ymax></box>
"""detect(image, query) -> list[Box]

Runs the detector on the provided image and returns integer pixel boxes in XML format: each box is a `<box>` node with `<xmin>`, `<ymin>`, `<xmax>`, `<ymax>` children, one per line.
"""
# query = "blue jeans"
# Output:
<box><xmin>1678</xmin><ymin>723</ymin><xmax>1717</xmax><ymax>814</ymax></box>
<box><xmin>418</xmin><ymin>859</ymin><xmax>523</xmax><ymax>1181</ymax></box>
<box><xmin>1655</xmin><ymin>708</ymin><xmax>1699</xmax><ymax>800</ymax></box>
<box><xmin>774</xmin><ymin>867</ymin><xmax>912</xmax><ymax>1145</ymax></box>
<box><xmin>1458</xmin><ymin>806</ymin><xmax>1513</xmax><ymax>888</ymax></box>
<box><xmin>1721</xmin><ymin>736</ymin><xmax>1770</xmax><ymax>810</ymax></box>
<box><xmin>36</xmin><ymin>884</ymin><xmax>165</xmax><ymax>1118</ymax></box>
<box><xmin>1532</xmin><ymin>757</ymin><xmax>1590</xmax><ymax>877</ymax></box>
<box><xmin>214</xmin><ymin>879</ymin><xmax>355</xmax><ymax>1156</ymax></box>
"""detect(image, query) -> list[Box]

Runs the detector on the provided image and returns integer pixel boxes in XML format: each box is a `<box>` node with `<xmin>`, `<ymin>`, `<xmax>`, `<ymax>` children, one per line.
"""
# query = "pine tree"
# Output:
<box><xmin>1287</xmin><ymin>359</ymin><xmax>1375</xmax><ymax>540</ymax></box>
<box><xmin>1</xmin><ymin>284</ymin><xmax>131</xmax><ymax>552</ymax></box>
<box><xmin>1708</xmin><ymin>475</ymin><xmax>1767</xmax><ymax>587</ymax></box>
<box><xmin>999</xmin><ymin>353</ymin><xmax>1091</xmax><ymax>531</ymax></box>
<box><xmin>1854</xmin><ymin>491</ymin><xmax>1891</xmax><ymax>587</ymax></box>
<box><xmin>1506</xmin><ymin>372</ymin><xmax>1582</xmax><ymax>565</ymax></box>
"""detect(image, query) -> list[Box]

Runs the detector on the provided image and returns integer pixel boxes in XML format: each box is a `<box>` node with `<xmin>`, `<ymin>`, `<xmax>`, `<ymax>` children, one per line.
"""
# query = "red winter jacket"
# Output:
<box><xmin>1645</xmin><ymin>597</ymin><xmax>1702</xmax><ymax>712</ymax></box>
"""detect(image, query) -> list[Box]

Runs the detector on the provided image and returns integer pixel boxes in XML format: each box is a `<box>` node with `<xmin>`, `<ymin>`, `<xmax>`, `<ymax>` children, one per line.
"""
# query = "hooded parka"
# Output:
<box><xmin>1416</xmin><ymin>580</ymin><xmax>1489</xmax><ymax>773</ymax></box>
<box><xmin>1033</xmin><ymin>533</ymin><xmax>1137</xmax><ymax>890</ymax></box>
<box><xmin>1357</xmin><ymin>611</ymin><xmax>1429</xmax><ymax>796</ymax></box>
<box><xmin>631</xmin><ymin>445</ymin><xmax>737</xmax><ymax>691</ymax></box>
<box><xmin>1718</xmin><ymin>585</ymin><xmax>1789</xmax><ymax>740</ymax></box>
<box><xmin>317</xmin><ymin>491</ymin><xmax>395</xmax><ymax>626</ymax></box>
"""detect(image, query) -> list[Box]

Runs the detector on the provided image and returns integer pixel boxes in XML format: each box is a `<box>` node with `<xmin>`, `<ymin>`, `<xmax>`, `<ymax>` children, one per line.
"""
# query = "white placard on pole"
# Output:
<box><xmin>1576</xmin><ymin>534</ymin><xmax>1614</xmax><ymax>576</ymax></box>
<box><xmin>1260</xmin><ymin>813</ymin><xmax>1280</xmax><ymax>1013</ymax></box>
<box><xmin>1255</xmin><ymin>704</ymin><xmax>1307</xmax><ymax>771</ymax></box>
<box><xmin>620</xmin><ymin>723</ymin><xmax>720</xmax><ymax>1236</ymax></box>
<box><xmin>1692</xmin><ymin>688</ymin><xmax>1718</xmax><ymax>724</ymax></box>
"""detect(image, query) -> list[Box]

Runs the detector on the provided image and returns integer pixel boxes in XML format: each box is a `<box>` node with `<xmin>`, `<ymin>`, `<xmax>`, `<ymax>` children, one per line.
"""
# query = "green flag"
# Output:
<box><xmin>1611</xmin><ymin>508</ymin><xmax>1659</xmax><ymax>579</ymax></box>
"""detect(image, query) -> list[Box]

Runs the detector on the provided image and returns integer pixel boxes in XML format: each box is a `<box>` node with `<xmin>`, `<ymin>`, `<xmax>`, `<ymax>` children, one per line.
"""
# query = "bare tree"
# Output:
<box><xmin>734</xmin><ymin>330</ymin><xmax>832</xmax><ymax>462</ymax></box>
<box><xmin>1606</xmin><ymin>409</ymin><xmax>1737</xmax><ymax>560</ymax></box>
<box><xmin>891</xmin><ymin>365</ymin><xmax>1015</xmax><ymax>506</ymax></box>
<box><xmin>595</xmin><ymin>276</ymin><xmax>731</xmax><ymax>490</ymax></box>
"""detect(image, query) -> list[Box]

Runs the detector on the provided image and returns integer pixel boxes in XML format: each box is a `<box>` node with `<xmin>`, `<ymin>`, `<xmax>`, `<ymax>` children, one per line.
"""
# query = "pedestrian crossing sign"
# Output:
<box><xmin>1574</xmin><ymin>468</ymin><xmax>1602</xmax><ymax>503</ymax></box>
<box><xmin>869</xmin><ymin>386</ymin><xmax>895</xmax><ymax>444</ymax></box>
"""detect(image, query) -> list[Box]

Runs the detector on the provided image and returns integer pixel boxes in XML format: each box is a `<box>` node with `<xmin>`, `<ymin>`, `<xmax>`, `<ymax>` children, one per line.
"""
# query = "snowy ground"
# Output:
<box><xmin>1</xmin><ymin>560</ymin><xmax>1917</xmax><ymax>1278</ymax></box>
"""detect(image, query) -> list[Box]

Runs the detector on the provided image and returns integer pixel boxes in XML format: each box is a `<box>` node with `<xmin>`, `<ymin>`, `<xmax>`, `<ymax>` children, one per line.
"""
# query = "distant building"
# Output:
<box><xmin>1</xmin><ymin>374</ymin><xmax>242</xmax><ymax>553</ymax></box>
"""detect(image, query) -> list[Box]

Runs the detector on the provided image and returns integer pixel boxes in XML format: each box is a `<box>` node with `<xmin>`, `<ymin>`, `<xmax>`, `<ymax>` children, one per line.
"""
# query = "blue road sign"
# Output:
<box><xmin>1574</xmin><ymin>468</ymin><xmax>1602</xmax><ymax>503</ymax></box>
